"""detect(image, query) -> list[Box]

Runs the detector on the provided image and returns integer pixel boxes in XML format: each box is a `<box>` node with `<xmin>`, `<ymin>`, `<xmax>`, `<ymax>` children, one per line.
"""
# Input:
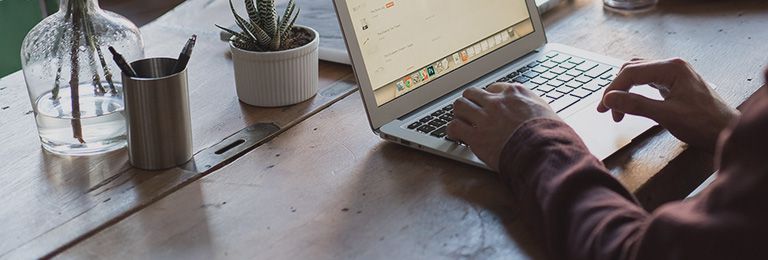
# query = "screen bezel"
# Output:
<box><xmin>333</xmin><ymin>0</ymin><xmax>547</xmax><ymax>129</ymax></box>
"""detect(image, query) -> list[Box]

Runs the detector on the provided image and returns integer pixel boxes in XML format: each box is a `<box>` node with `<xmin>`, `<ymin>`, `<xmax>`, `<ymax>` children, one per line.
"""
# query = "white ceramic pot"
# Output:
<box><xmin>230</xmin><ymin>25</ymin><xmax>319</xmax><ymax>107</ymax></box>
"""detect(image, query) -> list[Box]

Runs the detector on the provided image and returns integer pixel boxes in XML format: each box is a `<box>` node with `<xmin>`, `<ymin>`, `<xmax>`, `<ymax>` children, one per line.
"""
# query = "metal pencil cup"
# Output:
<box><xmin>122</xmin><ymin>58</ymin><xmax>193</xmax><ymax>170</ymax></box>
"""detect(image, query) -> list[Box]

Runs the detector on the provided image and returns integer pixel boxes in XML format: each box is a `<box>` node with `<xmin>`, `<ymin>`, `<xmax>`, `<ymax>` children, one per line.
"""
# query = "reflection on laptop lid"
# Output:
<box><xmin>339</xmin><ymin>0</ymin><xmax>536</xmax><ymax>107</ymax></box>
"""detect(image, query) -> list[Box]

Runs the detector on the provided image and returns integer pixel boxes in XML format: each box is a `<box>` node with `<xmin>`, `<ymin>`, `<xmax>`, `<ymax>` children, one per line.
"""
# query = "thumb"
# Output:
<box><xmin>603</xmin><ymin>90</ymin><xmax>665</xmax><ymax>120</ymax></box>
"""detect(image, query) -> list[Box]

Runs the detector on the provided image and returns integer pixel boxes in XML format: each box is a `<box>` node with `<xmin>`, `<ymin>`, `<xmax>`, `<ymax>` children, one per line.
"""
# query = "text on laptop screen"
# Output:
<box><xmin>344</xmin><ymin>0</ymin><xmax>535</xmax><ymax>106</ymax></box>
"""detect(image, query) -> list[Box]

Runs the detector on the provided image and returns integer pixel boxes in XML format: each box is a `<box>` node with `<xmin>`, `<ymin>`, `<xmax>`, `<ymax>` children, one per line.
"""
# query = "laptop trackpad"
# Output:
<box><xmin>565</xmin><ymin>85</ymin><xmax>662</xmax><ymax>160</ymax></box>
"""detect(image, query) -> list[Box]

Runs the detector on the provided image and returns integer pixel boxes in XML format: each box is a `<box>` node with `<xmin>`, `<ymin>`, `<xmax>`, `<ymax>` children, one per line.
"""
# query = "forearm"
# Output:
<box><xmin>499</xmin><ymin>119</ymin><xmax>649</xmax><ymax>259</ymax></box>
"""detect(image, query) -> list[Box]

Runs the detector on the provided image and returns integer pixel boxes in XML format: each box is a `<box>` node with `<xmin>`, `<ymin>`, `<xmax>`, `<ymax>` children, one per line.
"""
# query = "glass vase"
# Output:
<box><xmin>21</xmin><ymin>0</ymin><xmax>144</xmax><ymax>156</ymax></box>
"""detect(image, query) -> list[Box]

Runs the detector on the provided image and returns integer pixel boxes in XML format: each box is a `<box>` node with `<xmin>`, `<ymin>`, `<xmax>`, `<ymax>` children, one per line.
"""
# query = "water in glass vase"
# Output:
<box><xmin>34</xmin><ymin>83</ymin><xmax>126</xmax><ymax>155</ymax></box>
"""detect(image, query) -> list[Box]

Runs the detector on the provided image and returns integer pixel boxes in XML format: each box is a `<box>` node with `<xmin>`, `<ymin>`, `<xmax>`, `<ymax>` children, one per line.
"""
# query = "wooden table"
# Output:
<box><xmin>0</xmin><ymin>1</ymin><xmax>356</xmax><ymax>258</ymax></box>
<box><xmin>1</xmin><ymin>0</ymin><xmax>766</xmax><ymax>259</ymax></box>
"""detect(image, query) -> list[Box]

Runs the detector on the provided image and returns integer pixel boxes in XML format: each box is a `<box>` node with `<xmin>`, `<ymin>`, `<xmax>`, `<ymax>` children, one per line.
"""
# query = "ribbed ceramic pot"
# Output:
<box><xmin>230</xmin><ymin>25</ymin><xmax>319</xmax><ymax>107</ymax></box>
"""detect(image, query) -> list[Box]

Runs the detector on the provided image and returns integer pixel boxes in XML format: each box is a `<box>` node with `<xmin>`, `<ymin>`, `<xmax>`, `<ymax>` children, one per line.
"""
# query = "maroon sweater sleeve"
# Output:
<box><xmin>498</xmin><ymin>90</ymin><xmax>768</xmax><ymax>260</ymax></box>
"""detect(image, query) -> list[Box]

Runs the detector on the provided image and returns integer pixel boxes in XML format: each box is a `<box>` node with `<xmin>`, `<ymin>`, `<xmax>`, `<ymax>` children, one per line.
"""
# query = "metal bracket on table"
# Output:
<box><xmin>179</xmin><ymin>73</ymin><xmax>357</xmax><ymax>174</ymax></box>
<box><xmin>182</xmin><ymin>123</ymin><xmax>281</xmax><ymax>174</ymax></box>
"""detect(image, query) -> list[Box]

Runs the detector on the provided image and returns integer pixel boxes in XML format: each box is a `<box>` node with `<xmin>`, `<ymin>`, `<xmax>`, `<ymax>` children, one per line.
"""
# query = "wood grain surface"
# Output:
<box><xmin>0</xmin><ymin>0</ymin><xmax>354</xmax><ymax>259</ymax></box>
<box><xmin>61</xmin><ymin>93</ymin><xmax>545</xmax><ymax>260</ymax></box>
<box><xmin>57</xmin><ymin>0</ymin><xmax>768</xmax><ymax>259</ymax></box>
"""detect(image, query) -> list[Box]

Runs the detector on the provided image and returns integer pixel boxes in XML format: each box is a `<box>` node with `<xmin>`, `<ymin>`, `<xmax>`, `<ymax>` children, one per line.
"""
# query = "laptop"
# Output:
<box><xmin>222</xmin><ymin>0</ymin><xmax>561</xmax><ymax>65</ymax></box>
<box><xmin>332</xmin><ymin>0</ymin><xmax>659</xmax><ymax>169</ymax></box>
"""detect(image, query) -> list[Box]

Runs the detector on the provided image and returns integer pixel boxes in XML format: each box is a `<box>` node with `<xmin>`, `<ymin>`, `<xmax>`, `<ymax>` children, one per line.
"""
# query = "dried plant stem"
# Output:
<box><xmin>81</xmin><ymin>9</ymin><xmax>107</xmax><ymax>117</ymax></box>
<box><xmin>83</xmin><ymin>12</ymin><xmax>117</xmax><ymax>95</ymax></box>
<box><xmin>50</xmin><ymin>2</ymin><xmax>75</xmax><ymax>100</ymax></box>
<box><xmin>69</xmin><ymin>0</ymin><xmax>85</xmax><ymax>144</ymax></box>
<box><xmin>84</xmin><ymin>27</ymin><xmax>106</xmax><ymax>95</ymax></box>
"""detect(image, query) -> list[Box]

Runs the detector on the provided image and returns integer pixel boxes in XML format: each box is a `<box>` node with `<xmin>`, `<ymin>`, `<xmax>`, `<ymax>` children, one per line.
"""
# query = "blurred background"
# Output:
<box><xmin>0</xmin><ymin>0</ymin><xmax>185</xmax><ymax>78</ymax></box>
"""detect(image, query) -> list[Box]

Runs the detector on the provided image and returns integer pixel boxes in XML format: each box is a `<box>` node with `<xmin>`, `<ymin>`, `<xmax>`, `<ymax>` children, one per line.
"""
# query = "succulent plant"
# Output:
<box><xmin>217</xmin><ymin>0</ymin><xmax>301</xmax><ymax>52</ymax></box>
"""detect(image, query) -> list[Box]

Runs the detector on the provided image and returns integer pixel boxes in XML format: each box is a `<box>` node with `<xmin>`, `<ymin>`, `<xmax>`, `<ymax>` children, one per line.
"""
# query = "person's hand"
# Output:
<box><xmin>597</xmin><ymin>58</ymin><xmax>740</xmax><ymax>151</ymax></box>
<box><xmin>447</xmin><ymin>83</ymin><xmax>560</xmax><ymax>171</ymax></box>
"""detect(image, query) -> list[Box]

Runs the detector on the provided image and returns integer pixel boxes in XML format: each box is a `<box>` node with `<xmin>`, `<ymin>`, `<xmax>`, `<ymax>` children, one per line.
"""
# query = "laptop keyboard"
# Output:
<box><xmin>405</xmin><ymin>51</ymin><xmax>617</xmax><ymax>139</ymax></box>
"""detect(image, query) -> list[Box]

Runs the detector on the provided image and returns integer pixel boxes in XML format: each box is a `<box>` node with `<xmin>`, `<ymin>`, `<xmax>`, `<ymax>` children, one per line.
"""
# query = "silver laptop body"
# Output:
<box><xmin>333</xmin><ymin>0</ymin><xmax>658</xmax><ymax>169</ymax></box>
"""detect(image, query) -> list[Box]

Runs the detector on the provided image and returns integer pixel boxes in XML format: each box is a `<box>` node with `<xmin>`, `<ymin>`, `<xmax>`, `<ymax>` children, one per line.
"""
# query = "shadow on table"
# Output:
<box><xmin>362</xmin><ymin>142</ymin><xmax>546</xmax><ymax>259</ymax></box>
<box><xmin>550</xmin><ymin>0</ymin><xmax>768</xmax><ymax>19</ymax></box>
<box><xmin>36</xmin><ymin>147</ymin><xmax>213</xmax><ymax>255</ymax></box>
<box><xmin>600</xmin><ymin>0</ymin><xmax>768</xmax><ymax>17</ymax></box>
<box><xmin>131</xmin><ymin>181</ymin><xmax>214</xmax><ymax>258</ymax></box>
<box><xmin>39</xmin><ymin>148</ymin><xmax>131</xmax><ymax>200</ymax></box>
<box><xmin>602</xmin><ymin>126</ymin><xmax>716</xmax><ymax>211</ymax></box>
<box><xmin>657</xmin><ymin>0</ymin><xmax>768</xmax><ymax>15</ymax></box>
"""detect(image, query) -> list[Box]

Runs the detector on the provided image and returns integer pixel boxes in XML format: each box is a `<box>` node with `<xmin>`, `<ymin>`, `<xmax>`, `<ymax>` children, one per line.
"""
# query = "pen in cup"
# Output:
<box><xmin>108</xmin><ymin>46</ymin><xmax>138</xmax><ymax>78</ymax></box>
<box><xmin>173</xmin><ymin>34</ymin><xmax>197</xmax><ymax>74</ymax></box>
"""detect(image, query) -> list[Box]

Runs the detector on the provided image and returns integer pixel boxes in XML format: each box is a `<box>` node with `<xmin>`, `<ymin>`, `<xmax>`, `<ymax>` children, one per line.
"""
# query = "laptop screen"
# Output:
<box><xmin>343</xmin><ymin>0</ymin><xmax>535</xmax><ymax>106</ymax></box>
